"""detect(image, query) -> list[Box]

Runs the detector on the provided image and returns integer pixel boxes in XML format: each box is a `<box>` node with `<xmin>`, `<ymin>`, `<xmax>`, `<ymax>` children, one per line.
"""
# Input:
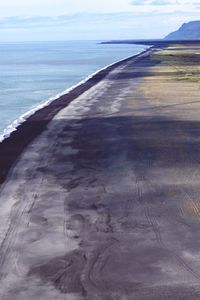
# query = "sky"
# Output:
<box><xmin>0</xmin><ymin>0</ymin><xmax>199</xmax><ymax>42</ymax></box>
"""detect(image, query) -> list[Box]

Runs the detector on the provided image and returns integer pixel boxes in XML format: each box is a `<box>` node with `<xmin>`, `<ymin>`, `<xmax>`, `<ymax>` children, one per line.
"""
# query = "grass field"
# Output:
<box><xmin>151</xmin><ymin>45</ymin><xmax>200</xmax><ymax>82</ymax></box>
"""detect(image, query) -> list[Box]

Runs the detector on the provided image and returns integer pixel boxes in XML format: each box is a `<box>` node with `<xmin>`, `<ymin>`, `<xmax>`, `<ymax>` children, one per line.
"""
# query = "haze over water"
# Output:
<box><xmin>0</xmin><ymin>41</ymin><xmax>146</xmax><ymax>138</ymax></box>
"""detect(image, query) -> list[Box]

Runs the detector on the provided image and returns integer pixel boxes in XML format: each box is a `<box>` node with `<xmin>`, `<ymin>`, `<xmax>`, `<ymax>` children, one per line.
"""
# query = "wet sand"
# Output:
<box><xmin>1</xmin><ymin>45</ymin><xmax>200</xmax><ymax>299</ymax></box>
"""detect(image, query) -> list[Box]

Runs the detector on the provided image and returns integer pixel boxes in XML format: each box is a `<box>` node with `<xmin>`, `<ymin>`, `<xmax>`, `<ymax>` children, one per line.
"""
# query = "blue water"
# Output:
<box><xmin>0</xmin><ymin>41</ymin><xmax>147</xmax><ymax>138</ymax></box>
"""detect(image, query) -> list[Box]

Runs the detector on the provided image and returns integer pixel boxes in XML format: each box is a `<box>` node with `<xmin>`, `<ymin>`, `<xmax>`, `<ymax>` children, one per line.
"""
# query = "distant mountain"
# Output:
<box><xmin>165</xmin><ymin>21</ymin><xmax>200</xmax><ymax>40</ymax></box>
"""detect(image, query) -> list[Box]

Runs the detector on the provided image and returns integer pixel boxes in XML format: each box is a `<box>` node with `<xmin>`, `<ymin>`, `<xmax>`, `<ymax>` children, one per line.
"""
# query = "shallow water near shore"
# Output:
<box><xmin>0</xmin><ymin>40</ymin><xmax>147</xmax><ymax>140</ymax></box>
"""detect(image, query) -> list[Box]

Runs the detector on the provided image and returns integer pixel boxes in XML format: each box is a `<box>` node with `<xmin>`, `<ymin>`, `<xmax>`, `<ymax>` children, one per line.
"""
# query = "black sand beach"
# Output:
<box><xmin>1</xmin><ymin>44</ymin><xmax>200</xmax><ymax>299</ymax></box>
<box><xmin>0</xmin><ymin>49</ymin><xmax>150</xmax><ymax>185</ymax></box>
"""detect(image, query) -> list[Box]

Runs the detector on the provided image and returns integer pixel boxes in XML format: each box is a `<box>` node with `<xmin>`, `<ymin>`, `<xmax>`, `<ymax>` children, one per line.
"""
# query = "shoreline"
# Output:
<box><xmin>0</xmin><ymin>47</ymin><xmax>152</xmax><ymax>184</ymax></box>
<box><xmin>101</xmin><ymin>39</ymin><xmax>200</xmax><ymax>47</ymax></box>
<box><xmin>0</xmin><ymin>46</ymin><xmax>149</xmax><ymax>143</ymax></box>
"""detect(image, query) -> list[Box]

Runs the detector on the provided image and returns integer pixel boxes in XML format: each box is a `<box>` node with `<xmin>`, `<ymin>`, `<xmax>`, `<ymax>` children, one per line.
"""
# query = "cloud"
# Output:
<box><xmin>0</xmin><ymin>11</ymin><xmax>199</xmax><ymax>42</ymax></box>
<box><xmin>131</xmin><ymin>0</ymin><xmax>148</xmax><ymax>5</ymax></box>
<box><xmin>0</xmin><ymin>0</ymin><xmax>199</xmax><ymax>19</ymax></box>
<box><xmin>0</xmin><ymin>8</ymin><xmax>199</xmax><ymax>31</ymax></box>
<box><xmin>131</xmin><ymin>0</ymin><xmax>200</xmax><ymax>6</ymax></box>
<box><xmin>0</xmin><ymin>13</ymin><xmax>147</xmax><ymax>29</ymax></box>
<box><xmin>0</xmin><ymin>14</ymin><xmax>104</xmax><ymax>29</ymax></box>
<box><xmin>151</xmin><ymin>0</ymin><xmax>172</xmax><ymax>5</ymax></box>
<box><xmin>0</xmin><ymin>16</ymin><xmax>51</xmax><ymax>29</ymax></box>
<box><xmin>131</xmin><ymin>0</ymin><xmax>172</xmax><ymax>5</ymax></box>
<box><xmin>0</xmin><ymin>0</ymin><xmax>133</xmax><ymax>18</ymax></box>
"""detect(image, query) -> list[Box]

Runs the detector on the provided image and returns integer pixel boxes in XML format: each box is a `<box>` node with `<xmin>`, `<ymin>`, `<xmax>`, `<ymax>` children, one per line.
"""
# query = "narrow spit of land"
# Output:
<box><xmin>1</xmin><ymin>45</ymin><xmax>200</xmax><ymax>299</ymax></box>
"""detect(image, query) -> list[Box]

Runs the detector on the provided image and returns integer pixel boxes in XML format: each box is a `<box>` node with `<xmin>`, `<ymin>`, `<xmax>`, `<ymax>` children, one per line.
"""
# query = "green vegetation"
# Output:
<box><xmin>151</xmin><ymin>48</ymin><xmax>200</xmax><ymax>83</ymax></box>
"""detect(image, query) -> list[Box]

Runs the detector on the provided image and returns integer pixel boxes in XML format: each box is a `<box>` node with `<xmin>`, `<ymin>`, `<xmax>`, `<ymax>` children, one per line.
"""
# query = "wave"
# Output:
<box><xmin>0</xmin><ymin>46</ymin><xmax>150</xmax><ymax>143</ymax></box>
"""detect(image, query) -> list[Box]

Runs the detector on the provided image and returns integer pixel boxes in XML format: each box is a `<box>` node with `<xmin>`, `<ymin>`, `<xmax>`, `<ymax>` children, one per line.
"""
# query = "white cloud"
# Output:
<box><xmin>0</xmin><ymin>0</ymin><xmax>132</xmax><ymax>17</ymax></box>
<box><xmin>0</xmin><ymin>0</ymin><xmax>199</xmax><ymax>17</ymax></box>
<box><xmin>0</xmin><ymin>11</ymin><xmax>199</xmax><ymax>42</ymax></box>
<box><xmin>130</xmin><ymin>0</ymin><xmax>200</xmax><ymax>12</ymax></box>
<box><xmin>131</xmin><ymin>0</ymin><xmax>172</xmax><ymax>5</ymax></box>
<box><xmin>131</xmin><ymin>0</ymin><xmax>200</xmax><ymax>5</ymax></box>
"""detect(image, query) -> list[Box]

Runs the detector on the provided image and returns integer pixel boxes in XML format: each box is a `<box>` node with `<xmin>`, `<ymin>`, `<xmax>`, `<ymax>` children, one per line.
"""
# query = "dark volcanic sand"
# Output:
<box><xmin>1</xmin><ymin>46</ymin><xmax>200</xmax><ymax>299</ymax></box>
<box><xmin>0</xmin><ymin>49</ymin><xmax>149</xmax><ymax>185</ymax></box>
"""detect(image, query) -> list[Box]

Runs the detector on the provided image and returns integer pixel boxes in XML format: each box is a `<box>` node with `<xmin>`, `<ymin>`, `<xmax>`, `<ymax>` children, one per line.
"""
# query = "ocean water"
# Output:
<box><xmin>0</xmin><ymin>41</ymin><xmax>147</xmax><ymax>140</ymax></box>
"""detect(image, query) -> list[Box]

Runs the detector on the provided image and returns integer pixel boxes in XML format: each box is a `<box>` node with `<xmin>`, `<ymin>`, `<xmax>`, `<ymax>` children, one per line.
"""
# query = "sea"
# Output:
<box><xmin>0</xmin><ymin>40</ymin><xmax>147</xmax><ymax>141</ymax></box>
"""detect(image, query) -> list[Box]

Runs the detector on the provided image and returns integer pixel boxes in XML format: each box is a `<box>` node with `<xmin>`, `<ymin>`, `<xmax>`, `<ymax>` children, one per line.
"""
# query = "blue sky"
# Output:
<box><xmin>0</xmin><ymin>0</ymin><xmax>199</xmax><ymax>41</ymax></box>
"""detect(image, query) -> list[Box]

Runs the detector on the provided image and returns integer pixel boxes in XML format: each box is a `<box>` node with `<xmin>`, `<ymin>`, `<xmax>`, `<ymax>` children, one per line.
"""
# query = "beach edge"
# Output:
<box><xmin>0</xmin><ymin>47</ymin><xmax>153</xmax><ymax>184</ymax></box>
